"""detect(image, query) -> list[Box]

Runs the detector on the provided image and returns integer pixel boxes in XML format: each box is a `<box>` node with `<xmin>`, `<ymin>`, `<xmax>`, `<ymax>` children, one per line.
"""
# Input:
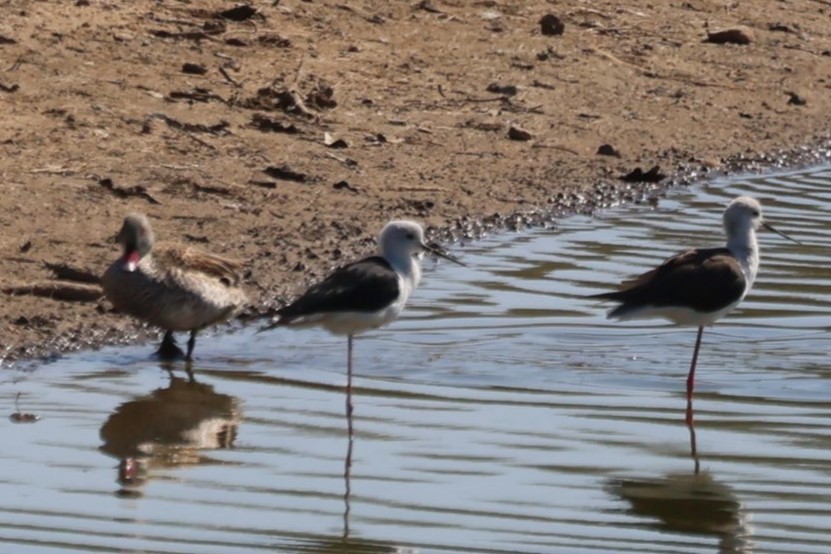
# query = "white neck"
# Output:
<box><xmin>381</xmin><ymin>248</ymin><xmax>422</xmax><ymax>294</ymax></box>
<box><xmin>726</xmin><ymin>224</ymin><xmax>759</xmax><ymax>289</ymax></box>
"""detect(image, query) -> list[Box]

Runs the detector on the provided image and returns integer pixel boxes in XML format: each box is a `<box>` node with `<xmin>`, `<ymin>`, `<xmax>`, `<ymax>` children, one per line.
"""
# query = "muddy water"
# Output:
<box><xmin>2</xmin><ymin>167</ymin><xmax>831</xmax><ymax>553</ymax></box>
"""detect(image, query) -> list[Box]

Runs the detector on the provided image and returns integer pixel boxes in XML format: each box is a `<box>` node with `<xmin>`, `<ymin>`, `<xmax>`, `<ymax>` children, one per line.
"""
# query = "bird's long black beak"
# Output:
<box><xmin>420</xmin><ymin>242</ymin><xmax>466</xmax><ymax>266</ymax></box>
<box><xmin>762</xmin><ymin>221</ymin><xmax>801</xmax><ymax>245</ymax></box>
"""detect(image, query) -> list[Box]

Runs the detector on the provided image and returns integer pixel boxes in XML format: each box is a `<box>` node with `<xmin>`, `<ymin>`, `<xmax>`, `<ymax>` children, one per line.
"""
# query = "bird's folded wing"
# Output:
<box><xmin>594</xmin><ymin>247</ymin><xmax>746</xmax><ymax>312</ymax></box>
<box><xmin>154</xmin><ymin>243</ymin><xmax>244</xmax><ymax>285</ymax></box>
<box><xmin>278</xmin><ymin>256</ymin><xmax>400</xmax><ymax>320</ymax></box>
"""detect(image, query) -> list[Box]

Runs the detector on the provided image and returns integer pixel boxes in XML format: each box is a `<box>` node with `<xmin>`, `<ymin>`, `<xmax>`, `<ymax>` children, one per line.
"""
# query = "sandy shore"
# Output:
<box><xmin>1</xmin><ymin>0</ymin><xmax>830</xmax><ymax>361</ymax></box>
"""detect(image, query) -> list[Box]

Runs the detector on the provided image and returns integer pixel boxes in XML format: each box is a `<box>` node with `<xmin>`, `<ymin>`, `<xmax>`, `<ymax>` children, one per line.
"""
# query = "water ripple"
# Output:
<box><xmin>2</xmin><ymin>166</ymin><xmax>831</xmax><ymax>553</ymax></box>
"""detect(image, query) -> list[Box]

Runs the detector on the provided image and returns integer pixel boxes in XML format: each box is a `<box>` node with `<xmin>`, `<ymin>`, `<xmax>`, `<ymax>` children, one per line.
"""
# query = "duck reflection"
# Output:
<box><xmin>608</xmin><ymin>402</ymin><xmax>753</xmax><ymax>553</ymax></box>
<box><xmin>99</xmin><ymin>368</ymin><xmax>241</xmax><ymax>495</ymax></box>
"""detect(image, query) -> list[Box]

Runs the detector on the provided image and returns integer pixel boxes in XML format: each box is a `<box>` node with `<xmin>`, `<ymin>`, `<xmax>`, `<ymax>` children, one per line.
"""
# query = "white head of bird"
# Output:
<box><xmin>378</xmin><ymin>220</ymin><xmax>463</xmax><ymax>288</ymax></box>
<box><xmin>724</xmin><ymin>196</ymin><xmax>800</xmax><ymax>284</ymax></box>
<box><xmin>724</xmin><ymin>196</ymin><xmax>798</xmax><ymax>250</ymax></box>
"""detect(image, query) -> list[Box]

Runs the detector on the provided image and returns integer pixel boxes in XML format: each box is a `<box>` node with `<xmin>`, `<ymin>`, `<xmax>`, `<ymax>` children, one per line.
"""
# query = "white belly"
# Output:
<box><xmin>610</xmin><ymin>298</ymin><xmax>743</xmax><ymax>327</ymax></box>
<box><xmin>320</xmin><ymin>302</ymin><xmax>405</xmax><ymax>336</ymax></box>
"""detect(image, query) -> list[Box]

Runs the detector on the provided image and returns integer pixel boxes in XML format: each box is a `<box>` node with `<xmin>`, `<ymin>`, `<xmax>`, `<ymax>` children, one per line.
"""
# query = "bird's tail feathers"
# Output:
<box><xmin>587</xmin><ymin>290</ymin><xmax>639</xmax><ymax>320</ymax></box>
<box><xmin>603</xmin><ymin>301</ymin><xmax>655</xmax><ymax>321</ymax></box>
<box><xmin>586</xmin><ymin>291</ymin><xmax>622</xmax><ymax>301</ymax></box>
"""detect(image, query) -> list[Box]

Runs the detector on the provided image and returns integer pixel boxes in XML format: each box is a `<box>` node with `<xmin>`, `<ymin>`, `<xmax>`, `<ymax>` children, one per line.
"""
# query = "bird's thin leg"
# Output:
<box><xmin>346</xmin><ymin>334</ymin><xmax>354</xmax><ymax>439</ymax></box>
<box><xmin>686</xmin><ymin>326</ymin><xmax>704</xmax><ymax>401</ymax></box>
<box><xmin>186</xmin><ymin>330</ymin><xmax>197</xmax><ymax>362</ymax></box>
<box><xmin>162</xmin><ymin>330</ymin><xmax>175</xmax><ymax>349</ymax></box>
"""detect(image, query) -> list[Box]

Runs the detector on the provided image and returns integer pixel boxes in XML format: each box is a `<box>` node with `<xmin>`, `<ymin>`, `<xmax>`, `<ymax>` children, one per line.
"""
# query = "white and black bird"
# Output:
<box><xmin>590</xmin><ymin>196</ymin><xmax>798</xmax><ymax>409</ymax></box>
<box><xmin>262</xmin><ymin>220</ymin><xmax>464</xmax><ymax>436</ymax></box>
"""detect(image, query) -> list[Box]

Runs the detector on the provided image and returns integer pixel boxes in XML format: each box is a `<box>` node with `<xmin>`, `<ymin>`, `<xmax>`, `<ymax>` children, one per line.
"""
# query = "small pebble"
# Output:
<box><xmin>539</xmin><ymin>14</ymin><xmax>565</xmax><ymax>36</ymax></box>
<box><xmin>508</xmin><ymin>126</ymin><xmax>533</xmax><ymax>141</ymax></box>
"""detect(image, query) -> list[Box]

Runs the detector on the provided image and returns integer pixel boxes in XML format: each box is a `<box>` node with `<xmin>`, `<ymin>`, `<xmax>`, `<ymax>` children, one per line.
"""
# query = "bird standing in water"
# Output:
<box><xmin>102</xmin><ymin>213</ymin><xmax>248</xmax><ymax>362</ymax></box>
<box><xmin>261</xmin><ymin>220</ymin><xmax>464</xmax><ymax>437</ymax></box>
<box><xmin>590</xmin><ymin>196</ymin><xmax>798</xmax><ymax>418</ymax></box>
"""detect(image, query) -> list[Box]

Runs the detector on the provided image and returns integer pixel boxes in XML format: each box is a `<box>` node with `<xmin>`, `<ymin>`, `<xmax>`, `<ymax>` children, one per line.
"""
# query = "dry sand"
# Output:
<box><xmin>1</xmin><ymin>0</ymin><xmax>830</xmax><ymax>361</ymax></box>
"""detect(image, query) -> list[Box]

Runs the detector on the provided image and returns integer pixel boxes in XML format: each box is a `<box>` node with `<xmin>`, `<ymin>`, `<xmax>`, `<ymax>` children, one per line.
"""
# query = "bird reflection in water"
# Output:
<box><xmin>99</xmin><ymin>367</ymin><xmax>241</xmax><ymax>496</ymax></box>
<box><xmin>608</xmin><ymin>400</ymin><xmax>754</xmax><ymax>553</ymax></box>
<box><xmin>270</xmin><ymin>409</ymin><xmax>416</xmax><ymax>554</ymax></box>
<box><xmin>343</xmin><ymin>425</ymin><xmax>354</xmax><ymax>540</ymax></box>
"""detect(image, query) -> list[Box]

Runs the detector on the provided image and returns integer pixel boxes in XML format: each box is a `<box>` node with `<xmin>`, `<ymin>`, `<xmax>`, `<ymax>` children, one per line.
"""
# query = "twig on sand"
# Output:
<box><xmin>219</xmin><ymin>66</ymin><xmax>241</xmax><ymax>88</ymax></box>
<box><xmin>396</xmin><ymin>186</ymin><xmax>447</xmax><ymax>193</ymax></box>
<box><xmin>98</xmin><ymin>177</ymin><xmax>162</xmax><ymax>205</ymax></box>
<box><xmin>30</xmin><ymin>166</ymin><xmax>85</xmax><ymax>175</ymax></box>
<box><xmin>592</xmin><ymin>48</ymin><xmax>748</xmax><ymax>90</ymax></box>
<box><xmin>532</xmin><ymin>143</ymin><xmax>581</xmax><ymax>156</ymax></box>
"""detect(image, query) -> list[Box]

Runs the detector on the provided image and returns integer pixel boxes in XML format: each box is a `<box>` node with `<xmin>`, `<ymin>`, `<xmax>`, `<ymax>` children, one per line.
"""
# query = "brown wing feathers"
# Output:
<box><xmin>591</xmin><ymin>248</ymin><xmax>747</xmax><ymax>314</ymax></box>
<box><xmin>154</xmin><ymin>243</ymin><xmax>244</xmax><ymax>286</ymax></box>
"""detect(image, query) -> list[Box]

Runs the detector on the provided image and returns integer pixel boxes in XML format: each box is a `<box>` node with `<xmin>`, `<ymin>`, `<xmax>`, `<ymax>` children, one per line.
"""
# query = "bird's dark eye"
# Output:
<box><xmin>752</xmin><ymin>210</ymin><xmax>760</xmax><ymax>217</ymax></box>
<box><xmin>406</xmin><ymin>233</ymin><xmax>415</xmax><ymax>240</ymax></box>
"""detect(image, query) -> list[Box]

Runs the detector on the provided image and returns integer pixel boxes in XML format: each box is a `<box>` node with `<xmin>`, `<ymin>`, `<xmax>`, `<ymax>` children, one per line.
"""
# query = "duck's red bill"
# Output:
<box><xmin>125</xmin><ymin>251</ymin><xmax>140</xmax><ymax>272</ymax></box>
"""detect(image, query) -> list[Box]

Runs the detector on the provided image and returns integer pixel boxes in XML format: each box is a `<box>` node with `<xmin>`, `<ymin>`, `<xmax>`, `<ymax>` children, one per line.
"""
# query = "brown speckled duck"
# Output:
<box><xmin>102</xmin><ymin>213</ymin><xmax>248</xmax><ymax>361</ymax></box>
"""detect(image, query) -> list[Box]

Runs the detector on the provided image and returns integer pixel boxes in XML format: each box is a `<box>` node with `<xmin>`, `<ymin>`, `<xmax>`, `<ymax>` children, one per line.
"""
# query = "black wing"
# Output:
<box><xmin>278</xmin><ymin>256</ymin><xmax>400</xmax><ymax>320</ymax></box>
<box><xmin>591</xmin><ymin>247</ymin><xmax>746</xmax><ymax>314</ymax></box>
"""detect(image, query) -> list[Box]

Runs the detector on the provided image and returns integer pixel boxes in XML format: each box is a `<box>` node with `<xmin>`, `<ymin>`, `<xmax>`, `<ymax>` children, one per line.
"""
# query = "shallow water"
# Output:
<box><xmin>2</xmin><ymin>167</ymin><xmax>831</xmax><ymax>553</ymax></box>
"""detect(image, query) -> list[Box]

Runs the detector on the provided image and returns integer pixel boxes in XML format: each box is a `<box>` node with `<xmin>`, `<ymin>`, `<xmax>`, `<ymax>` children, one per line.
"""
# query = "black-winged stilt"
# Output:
<box><xmin>590</xmin><ymin>196</ymin><xmax>798</xmax><ymax>418</ymax></box>
<box><xmin>262</xmin><ymin>220</ymin><xmax>464</xmax><ymax>436</ymax></box>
